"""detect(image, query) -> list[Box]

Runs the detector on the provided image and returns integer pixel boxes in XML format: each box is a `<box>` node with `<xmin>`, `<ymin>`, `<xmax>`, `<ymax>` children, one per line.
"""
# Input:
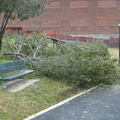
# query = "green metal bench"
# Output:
<box><xmin>0</xmin><ymin>60</ymin><xmax>35</xmax><ymax>89</ymax></box>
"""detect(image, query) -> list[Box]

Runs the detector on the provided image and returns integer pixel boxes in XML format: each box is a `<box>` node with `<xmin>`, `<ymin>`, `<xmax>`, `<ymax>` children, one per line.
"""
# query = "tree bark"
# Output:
<box><xmin>0</xmin><ymin>12</ymin><xmax>11</xmax><ymax>51</ymax></box>
<box><xmin>0</xmin><ymin>30</ymin><xmax>4</xmax><ymax>51</ymax></box>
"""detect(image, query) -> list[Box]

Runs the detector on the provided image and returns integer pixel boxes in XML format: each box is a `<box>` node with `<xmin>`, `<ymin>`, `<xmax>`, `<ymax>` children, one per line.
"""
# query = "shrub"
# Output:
<box><xmin>38</xmin><ymin>41</ymin><xmax>118</xmax><ymax>86</ymax></box>
<box><xmin>2</xmin><ymin>31</ymin><xmax>61</xmax><ymax>58</ymax></box>
<box><xmin>3</xmin><ymin>31</ymin><xmax>77</xmax><ymax>59</ymax></box>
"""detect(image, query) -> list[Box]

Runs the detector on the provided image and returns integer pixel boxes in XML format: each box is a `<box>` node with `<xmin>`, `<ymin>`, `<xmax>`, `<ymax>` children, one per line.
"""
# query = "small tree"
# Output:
<box><xmin>0</xmin><ymin>0</ymin><xmax>47</xmax><ymax>50</ymax></box>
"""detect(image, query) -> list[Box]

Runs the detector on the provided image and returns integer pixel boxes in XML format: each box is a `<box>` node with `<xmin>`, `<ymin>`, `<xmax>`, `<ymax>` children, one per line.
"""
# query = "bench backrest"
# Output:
<box><xmin>0</xmin><ymin>60</ymin><xmax>26</xmax><ymax>75</ymax></box>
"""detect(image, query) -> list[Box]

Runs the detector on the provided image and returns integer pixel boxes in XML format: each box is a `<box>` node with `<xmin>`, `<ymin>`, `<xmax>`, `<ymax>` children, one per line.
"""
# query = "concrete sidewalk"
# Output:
<box><xmin>25</xmin><ymin>84</ymin><xmax>120</xmax><ymax>120</ymax></box>
<box><xmin>0</xmin><ymin>79</ymin><xmax>40</xmax><ymax>92</ymax></box>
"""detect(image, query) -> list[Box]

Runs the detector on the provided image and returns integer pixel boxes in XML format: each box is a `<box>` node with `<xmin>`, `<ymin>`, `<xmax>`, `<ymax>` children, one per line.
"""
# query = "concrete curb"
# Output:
<box><xmin>24</xmin><ymin>85</ymin><xmax>100</xmax><ymax>120</ymax></box>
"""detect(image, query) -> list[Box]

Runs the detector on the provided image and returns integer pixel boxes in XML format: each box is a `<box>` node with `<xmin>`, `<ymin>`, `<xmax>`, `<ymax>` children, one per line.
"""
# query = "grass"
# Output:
<box><xmin>0</xmin><ymin>76</ymin><xmax>86</xmax><ymax>120</ymax></box>
<box><xmin>0</xmin><ymin>59</ymin><xmax>12</xmax><ymax>63</ymax></box>
<box><xmin>108</xmin><ymin>48</ymin><xmax>119</xmax><ymax>58</ymax></box>
<box><xmin>0</xmin><ymin>47</ymin><xmax>119</xmax><ymax>120</ymax></box>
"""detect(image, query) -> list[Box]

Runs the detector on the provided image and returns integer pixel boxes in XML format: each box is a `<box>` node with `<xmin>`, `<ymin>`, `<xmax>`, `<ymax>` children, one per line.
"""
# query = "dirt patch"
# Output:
<box><xmin>54</xmin><ymin>86</ymin><xmax>84</xmax><ymax>102</ymax></box>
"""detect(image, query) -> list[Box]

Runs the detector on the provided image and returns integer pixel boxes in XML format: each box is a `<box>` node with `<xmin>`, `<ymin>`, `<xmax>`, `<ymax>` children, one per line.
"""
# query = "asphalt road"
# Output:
<box><xmin>30</xmin><ymin>85</ymin><xmax>120</xmax><ymax>120</ymax></box>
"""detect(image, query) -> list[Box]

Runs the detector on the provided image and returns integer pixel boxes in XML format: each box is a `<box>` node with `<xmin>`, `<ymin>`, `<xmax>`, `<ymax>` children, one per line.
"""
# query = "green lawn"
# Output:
<box><xmin>108</xmin><ymin>48</ymin><xmax>119</xmax><ymax>58</ymax></box>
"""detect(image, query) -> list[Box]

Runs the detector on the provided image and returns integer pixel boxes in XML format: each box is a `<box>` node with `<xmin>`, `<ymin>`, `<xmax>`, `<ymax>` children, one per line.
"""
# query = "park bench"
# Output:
<box><xmin>0</xmin><ymin>60</ymin><xmax>35</xmax><ymax>89</ymax></box>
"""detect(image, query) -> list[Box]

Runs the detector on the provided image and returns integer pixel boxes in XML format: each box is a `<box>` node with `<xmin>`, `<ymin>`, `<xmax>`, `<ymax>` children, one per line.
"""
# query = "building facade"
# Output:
<box><xmin>1</xmin><ymin>0</ymin><xmax>120</xmax><ymax>39</ymax></box>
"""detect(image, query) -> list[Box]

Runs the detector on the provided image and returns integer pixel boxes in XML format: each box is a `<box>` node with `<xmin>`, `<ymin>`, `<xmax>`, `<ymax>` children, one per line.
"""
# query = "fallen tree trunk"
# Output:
<box><xmin>3</xmin><ymin>52</ymin><xmax>50</xmax><ymax>64</ymax></box>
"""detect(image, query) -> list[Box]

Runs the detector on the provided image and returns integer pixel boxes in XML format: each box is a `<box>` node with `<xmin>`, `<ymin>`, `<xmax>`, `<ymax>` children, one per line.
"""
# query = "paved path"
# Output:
<box><xmin>28</xmin><ymin>85</ymin><xmax>120</xmax><ymax>120</ymax></box>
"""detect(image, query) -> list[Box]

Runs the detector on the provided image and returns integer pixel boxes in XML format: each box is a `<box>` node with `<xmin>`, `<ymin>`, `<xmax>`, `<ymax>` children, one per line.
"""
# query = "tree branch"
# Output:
<box><xmin>3</xmin><ymin>52</ymin><xmax>50</xmax><ymax>66</ymax></box>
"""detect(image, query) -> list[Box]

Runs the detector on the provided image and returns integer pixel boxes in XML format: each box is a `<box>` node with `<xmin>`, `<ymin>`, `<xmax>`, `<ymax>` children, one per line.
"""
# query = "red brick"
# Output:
<box><xmin>98</xmin><ymin>1</ymin><xmax>116</xmax><ymax>8</ymax></box>
<box><xmin>98</xmin><ymin>8</ymin><xmax>117</xmax><ymax>18</ymax></box>
<box><xmin>42</xmin><ymin>30</ymin><xmax>56</xmax><ymax>35</ymax></box>
<box><xmin>60</xmin><ymin>1</ymin><xmax>70</xmax><ymax>9</ymax></box>
<box><xmin>39</xmin><ymin>9</ymin><xmax>61</xmax><ymax>20</ymax></box>
<box><xmin>70</xmin><ymin>20</ymin><xmax>88</xmax><ymax>27</ymax></box>
<box><xmin>98</xmin><ymin>19</ymin><xmax>117</xmax><ymax>27</ymax></box>
<box><xmin>8</xmin><ymin>20</ymin><xmax>22</xmax><ymax>26</ymax></box>
<box><xmin>98</xmin><ymin>26</ymin><xmax>116</xmax><ymax>34</ymax></box>
<box><xmin>42</xmin><ymin>19</ymin><xmax>60</xmax><ymax>28</ymax></box>
<box><xmin>60</xmin><ymin>20</ymin><xmax>70</xmax><ymax>27</ymax></box>
<box><xmin>70</xmin><ymin>1</ymin><xmax>88</xmax><ymax>8</ymax></box>
<box><xmin>59</xmin><ymin>26</ymin><xmax>86</xmax><ymax>35</ymax></box>
<box><xmin>64</xmin><ymin>9</ymin><xmax>88</xmax><ymax>20</ymax></box>
<box><xmin>46</xmin><ymin>2</ymin><xmax>60</xmax><ymax>9</ymax></box>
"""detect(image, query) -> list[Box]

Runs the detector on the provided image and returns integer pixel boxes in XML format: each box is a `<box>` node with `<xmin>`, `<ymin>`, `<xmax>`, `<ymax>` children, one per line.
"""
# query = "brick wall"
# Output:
<box><xmin>2</xmin><ymin>0</ymin><xmax>120</xmax><ymax>38</ymax></box>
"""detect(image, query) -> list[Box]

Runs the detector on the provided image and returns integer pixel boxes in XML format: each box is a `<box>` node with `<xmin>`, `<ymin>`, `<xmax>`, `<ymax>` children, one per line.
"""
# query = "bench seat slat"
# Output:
<box><xmin>0</xmin><ymin>65</ymin><xmax>26</xmax><ymax>75</ymax></box>
<box><xmin>0</xmin><ymin>60</ymin><xmax>24</xmax><ymax>69</ymax></box>
<box><xmin>0</xmin><ymin>70</ymin><xmax>35</xmax><ymax>81</ymax></box>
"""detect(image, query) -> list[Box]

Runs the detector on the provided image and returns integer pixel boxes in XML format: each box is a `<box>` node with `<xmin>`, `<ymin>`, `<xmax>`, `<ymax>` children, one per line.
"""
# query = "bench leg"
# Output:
<box><xmin>2</xmin><ymin>81</ymin><xmax>7</xmax><ymax>89</ymax></box>
<box><xmin>23</xmin><ymin>75</ymin><xmax>27</xmax><ymax>80</ymax></box>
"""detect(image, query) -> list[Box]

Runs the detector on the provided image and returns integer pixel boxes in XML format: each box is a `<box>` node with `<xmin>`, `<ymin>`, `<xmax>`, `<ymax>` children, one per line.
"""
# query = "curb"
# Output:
<box><xmin>24</xmin><ymin>85</ymin><xmax>99</xmax><ymax>120</ymax></box>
